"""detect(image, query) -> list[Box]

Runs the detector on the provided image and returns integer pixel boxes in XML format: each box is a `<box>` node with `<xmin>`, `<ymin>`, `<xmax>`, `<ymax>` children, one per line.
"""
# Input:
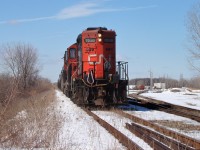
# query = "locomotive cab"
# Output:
<box><xmin>67</xmin><ymin>43</ymin><xmax>78</xmax><ymax>80</ymax></box>
<box><xmin>81</xmin><ymin>27</ymin><xmax>116</xmax><ymax>80</ymax></box>
<box><xmin>60</xmin><ymin>43</ymin><xmax>78</xmax><ymax>97</ymax></box>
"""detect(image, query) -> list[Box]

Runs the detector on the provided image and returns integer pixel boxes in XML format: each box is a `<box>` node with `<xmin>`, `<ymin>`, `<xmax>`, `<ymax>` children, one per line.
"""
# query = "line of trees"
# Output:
<box><xmin>0</xmin><ymin>43</ymin><xmax>51</xmax><ymax>112</ymax></box>
<box><xmin>129</xmin><ymin>76</ymin><xmax>200</xmax><ymax>89</ymax></box>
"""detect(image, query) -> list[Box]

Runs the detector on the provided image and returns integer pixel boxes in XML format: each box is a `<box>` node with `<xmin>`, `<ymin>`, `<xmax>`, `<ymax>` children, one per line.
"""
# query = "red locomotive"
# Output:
<box><xmin>58</xmin><ymin>27</ymin><xmax>128</xmax><ymax>105</ymax></box>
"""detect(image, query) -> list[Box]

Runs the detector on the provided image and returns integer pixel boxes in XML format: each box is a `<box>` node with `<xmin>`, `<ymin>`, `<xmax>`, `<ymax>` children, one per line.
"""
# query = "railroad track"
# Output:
<box><xmin>82</xmin><ymin>108</ymin><xmax>200</xmax><ymax>149</ymax></box>
<box><xmin>128</xmin><ymin>94</ymin><xmax>200</xmax><ymax>122</ymax></box>
<box><xmin>82</xmin><ymin>108</ymin><xmax>142</xmax><ymax>150</ymax></box>
<box><xmin>114</xmin><ymin>109</ymin><xmax>200</xmax><ymax>149</ymax></box>
<box><xmin>126</xmin><ymin>123</ymin><xmax>194</xmax><ymax>150</ymax></box>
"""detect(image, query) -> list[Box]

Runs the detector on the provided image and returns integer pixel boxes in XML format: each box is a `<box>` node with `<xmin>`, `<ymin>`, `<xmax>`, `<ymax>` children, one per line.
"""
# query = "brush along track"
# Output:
<box><xmin>129</xmin><ymin>94</ymin><xmax>200</xmax><ymax>122</ymax></box>
<box><xmin>82</xmin><ymin>108</ymin><xmax>143</xmax><ymax>150</ymax></box>
<box><xmin>113</xmin><ymin>109</ymin><xmax>200</xmax><ymax>149</ymax></box>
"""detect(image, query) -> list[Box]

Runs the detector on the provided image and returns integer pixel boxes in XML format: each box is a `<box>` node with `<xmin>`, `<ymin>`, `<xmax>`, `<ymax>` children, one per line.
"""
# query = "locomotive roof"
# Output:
<box><xmin>86</xmin><ymin>27</ymin><xmax>107</xmax><ymax>31</ymax></box>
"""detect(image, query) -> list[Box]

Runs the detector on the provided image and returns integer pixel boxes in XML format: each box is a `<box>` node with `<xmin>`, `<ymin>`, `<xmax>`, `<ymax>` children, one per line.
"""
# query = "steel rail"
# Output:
<box><xmin>126</xmin><ymin>123</ymin><xmax>171</xmax><ymax>150</ymax></box>
<box><xmin>82</xmin><ymin>108</ymin><xmax>143</xmax><ymax>150</ymax></box>
<box><xmin>126</xmin><ymin>123</ymin><xmax>195</xmax><ymax>150</ymax></box>
<box><xmin>113</xmin><ymin>109</ymin><xmax>200</xmax><ymax>149</ymax></box>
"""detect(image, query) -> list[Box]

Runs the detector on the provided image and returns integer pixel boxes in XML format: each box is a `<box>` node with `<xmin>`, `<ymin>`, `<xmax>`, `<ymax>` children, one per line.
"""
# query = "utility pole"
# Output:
<box><xmin>179</xmin><ymin>73</ymin><xmax>183</xmax><ymax>87</ymax></box>
<box><xmin>149</xmin><ymin>70</ymin><xmax>153</xmax><ymax>91</ymax></box>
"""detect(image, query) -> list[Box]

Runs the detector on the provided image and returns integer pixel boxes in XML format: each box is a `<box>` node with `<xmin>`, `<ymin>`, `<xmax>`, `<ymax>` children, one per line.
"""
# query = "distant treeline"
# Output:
<box><xmin>129</xmin><ymin>77</ymin><xmax>200</xmax><ymax>89</ymax></box>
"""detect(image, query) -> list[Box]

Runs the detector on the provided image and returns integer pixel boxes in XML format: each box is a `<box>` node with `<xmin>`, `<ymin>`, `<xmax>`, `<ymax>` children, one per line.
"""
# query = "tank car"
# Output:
<box><xmin>58</xmin><ymin>27</ymin><xmax>128</xmax><ymax>105</ymax></box>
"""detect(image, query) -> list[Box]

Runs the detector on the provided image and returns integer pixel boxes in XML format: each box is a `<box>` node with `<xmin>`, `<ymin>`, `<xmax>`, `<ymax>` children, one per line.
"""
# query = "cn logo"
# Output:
<box><xmin>88</xmin><ymin>54</ymin><xmax>105</xmax><ymax>65</ymax></box>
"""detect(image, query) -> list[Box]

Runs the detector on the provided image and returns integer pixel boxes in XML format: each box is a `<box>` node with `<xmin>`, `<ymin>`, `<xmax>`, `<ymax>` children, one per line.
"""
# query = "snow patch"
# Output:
<box><xmin>141</xmin><ymin>89</ymin><xmax>200</xmax><ymax>110</ymax></box>
<box><xmin>55</xmin><ymin>90</ymin><xmax>125</xmax><ymax>150</ymax></box>
<box><xmin>14</xmin><ymin>110</ymin><xmax>27</xmax><ymax>119</ymax></box>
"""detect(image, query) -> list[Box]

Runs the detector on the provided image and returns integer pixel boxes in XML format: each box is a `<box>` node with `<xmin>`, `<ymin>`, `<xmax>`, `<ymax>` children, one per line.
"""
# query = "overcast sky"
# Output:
<box><xmin>0</xmin><ymin>0</ymin><xmax>199</xmax><ymax>82</ymax></box>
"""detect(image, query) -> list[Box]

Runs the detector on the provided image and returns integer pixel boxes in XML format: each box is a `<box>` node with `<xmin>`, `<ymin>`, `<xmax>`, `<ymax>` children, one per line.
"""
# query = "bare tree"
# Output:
<box><xmin>186</xmin><ymin>3</ymin><xmax>200</xmax><ymax>72</ymax></box>
<box><xmin>188</xmin><ymin>76</ymin><xmax>200</xmax><ymax>88</ymax></box>
<box><xmin>2</xmin><ymin>43</ymin><xmax>39</xmax><ymax>90</ymax></box>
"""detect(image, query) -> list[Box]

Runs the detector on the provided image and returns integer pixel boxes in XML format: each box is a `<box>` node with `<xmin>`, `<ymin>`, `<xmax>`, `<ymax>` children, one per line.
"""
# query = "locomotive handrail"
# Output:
<box><xmin>116</xmin><ymin>61</ymin><xmax>129</xmax><ymax>80</ymax></box>
<box><xmin>121</xmin><ymin>63</ymin><xmax>129</xmax><ymax>80</ymax></box>
<box><xmin>71</xmin><ymin>62</ymin><xmax>79</xmax><ymax>95</ymax></box>
<box><xmin>81</xmin><ymin>79</ymin><xmax>108</xmax><ymax>88</ymax></box>
<box><xmin>87</xmin><ymin>70</ymin><xmax>94</xmax><ymax>85</ymax></box>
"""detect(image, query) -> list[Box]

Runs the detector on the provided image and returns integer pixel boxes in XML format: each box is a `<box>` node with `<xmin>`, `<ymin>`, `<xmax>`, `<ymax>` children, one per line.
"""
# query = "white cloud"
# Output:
<box><xmin>0</xmin><ymin>2</ymin><xmax>157</xmax><ymax>25</ymax></box>
<box><xmin>15</xmin><ymin>16</ymin><xmax>55</xmax><ymax>23</ymax></box>
<box><xmin>55</xmin><ymin>2</ymin><xmax>157</xmax><ymax>20</ymax></box>
<box><xmin>55</xmin><ymin>2</ymin><xmax>100</xmax><ymax>19</ymax></box>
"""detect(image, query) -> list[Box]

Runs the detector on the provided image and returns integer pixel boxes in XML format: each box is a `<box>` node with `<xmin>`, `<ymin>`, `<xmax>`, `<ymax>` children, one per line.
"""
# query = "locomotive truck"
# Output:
<box><xmin>58</xmin><ymin>27</ymin><xmax>128</xmax><ymax>106</ymax></box>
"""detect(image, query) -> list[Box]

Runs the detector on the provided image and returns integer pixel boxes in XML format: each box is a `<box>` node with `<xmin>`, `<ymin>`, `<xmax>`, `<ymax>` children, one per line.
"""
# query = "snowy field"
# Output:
<box><xmin>128</xmin><ymin>88</ymin><xmax>200</xmax><ymax>110</ymax></box>
<box><xmin>140</xmin><ymin>88</ymin><xmax>200</xmax><ymax>110</ymax></box>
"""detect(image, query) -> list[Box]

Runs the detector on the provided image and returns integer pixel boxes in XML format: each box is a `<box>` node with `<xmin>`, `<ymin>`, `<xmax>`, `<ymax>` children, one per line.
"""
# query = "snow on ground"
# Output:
<box><xmin>126</xmin><ymin>109</ymin><xmax>200</xmax><ymax>140</ymax></box>
<box><xmin>140</xmin><ymin>88</ymin><xmax>200</xmax><ymax>110</ymax></box>
<box><xmin>55</xmin><ymin>89</ymin><xmax>200</xmax><ymax>149</ymax></box>
<box><xmin>55</xmin><ymin>90</ymin><xmax>125</xmax><ymax>150</ymax></box>
<box><xmin>93</xmin><ymin>111</ymin><xmax>152</xmax><ymax>150</ymax></box>
<box><xmin>128</xmin><ymin>88</ymin><xmax>200</xmax><ymax>140</ymax></box>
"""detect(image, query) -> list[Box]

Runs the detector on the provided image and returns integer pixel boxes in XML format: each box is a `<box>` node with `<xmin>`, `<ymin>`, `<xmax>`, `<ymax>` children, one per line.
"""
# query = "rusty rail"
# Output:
<box><xmin>113</xmin><ymin>109</ymin><xmax>200</xmax><ymax>149</ymax></box>
<box><xmin>126</xmin><ymin>123</ymin><xmax>171</xmax><ymax>150</ymax></box>
<box><xmin>82</xmin><ymin>108</ymin><xmax>143</xmax><ymax>150</ymax></box>
<box><xmin>126</xmin><ymin>123</ymin><xmax>195</xmax><ymax>150</ymax></box>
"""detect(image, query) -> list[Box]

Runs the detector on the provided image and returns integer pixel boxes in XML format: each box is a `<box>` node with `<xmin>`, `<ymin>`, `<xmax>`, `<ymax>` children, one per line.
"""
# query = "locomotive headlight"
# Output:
<box><xmin>98</xmin><ymin>38</ymin><xmax>102</xmax><ymax>42</ymax></box>
<box><xmin>98</xmin><ymin>33</ymin><xmax>102</xmax><ymax>38</ymax></box>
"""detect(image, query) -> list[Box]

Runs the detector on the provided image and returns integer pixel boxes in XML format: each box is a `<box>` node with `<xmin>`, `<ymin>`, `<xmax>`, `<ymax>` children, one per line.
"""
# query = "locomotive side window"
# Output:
<box><xmin>65</xmin><ymin>51</ymin><xmax>68</xmax><ymax>62</ymax></box>
<box><xmin>70</xmin><ymin>48</ymin><xmax>76</xmax><ymax>58</ymax></box>
<box><xmin>104</xmin><ymin>38</ymin><xmax>114</xmax><ymax>43</ymax></box>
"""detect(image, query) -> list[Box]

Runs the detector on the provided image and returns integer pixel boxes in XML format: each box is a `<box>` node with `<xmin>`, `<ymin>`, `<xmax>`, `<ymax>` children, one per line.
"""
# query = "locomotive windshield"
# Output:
<box><xmin>104</xmin><ymin>38</ymin><xmax>115</xmax><ymax>43</ymax></box>
<box><xmin>84</xmin><ymin>38</ymin><xmax>96</xmax><ymax>43</ymax></box>
<box><xmin>69</xmin><ymin>48</ymin><xmax>76</xmax><ymax>58</ymax></box>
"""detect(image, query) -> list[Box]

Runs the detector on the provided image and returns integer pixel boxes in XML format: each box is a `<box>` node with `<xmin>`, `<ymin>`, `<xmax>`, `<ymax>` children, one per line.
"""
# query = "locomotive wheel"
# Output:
<box><xmin>63</xmin><ymin>86</ymin><xmax>67</xmax><ymax>95</ymax></box>
<box><xmin>71</xmin><ymin>86</ymin><xmax>84</xmax><ymax>105</ymax></box>
<box><xmin>61</xmin><ymin>78</ymin><xmax>64</xmax><ymax>92</ymax></box>
<box><xmin>83</xmin><ymin>87</ymin><xmax>89</xmax><ymax>104</ymax></box>
<box><xmin>70</xmin><ymin>87</ymin><xmax>76</xmax><ymax>102</ymax></box>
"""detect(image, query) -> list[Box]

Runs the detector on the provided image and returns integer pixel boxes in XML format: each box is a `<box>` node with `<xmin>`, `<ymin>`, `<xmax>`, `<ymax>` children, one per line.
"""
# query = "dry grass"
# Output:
<box><xmin>151</xmin><ymin>120</ymin><xmax>200</xmax><ymax>131</ymax></box>
<box><xmin>0</xmin><ymin>74</ymin><xmax>17</xmax><ymax>108</ymax></box>
<box><xmin>0</xmin><ymin>86</ymin><xmax>63</xmax><ymax>149</ymax></box>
